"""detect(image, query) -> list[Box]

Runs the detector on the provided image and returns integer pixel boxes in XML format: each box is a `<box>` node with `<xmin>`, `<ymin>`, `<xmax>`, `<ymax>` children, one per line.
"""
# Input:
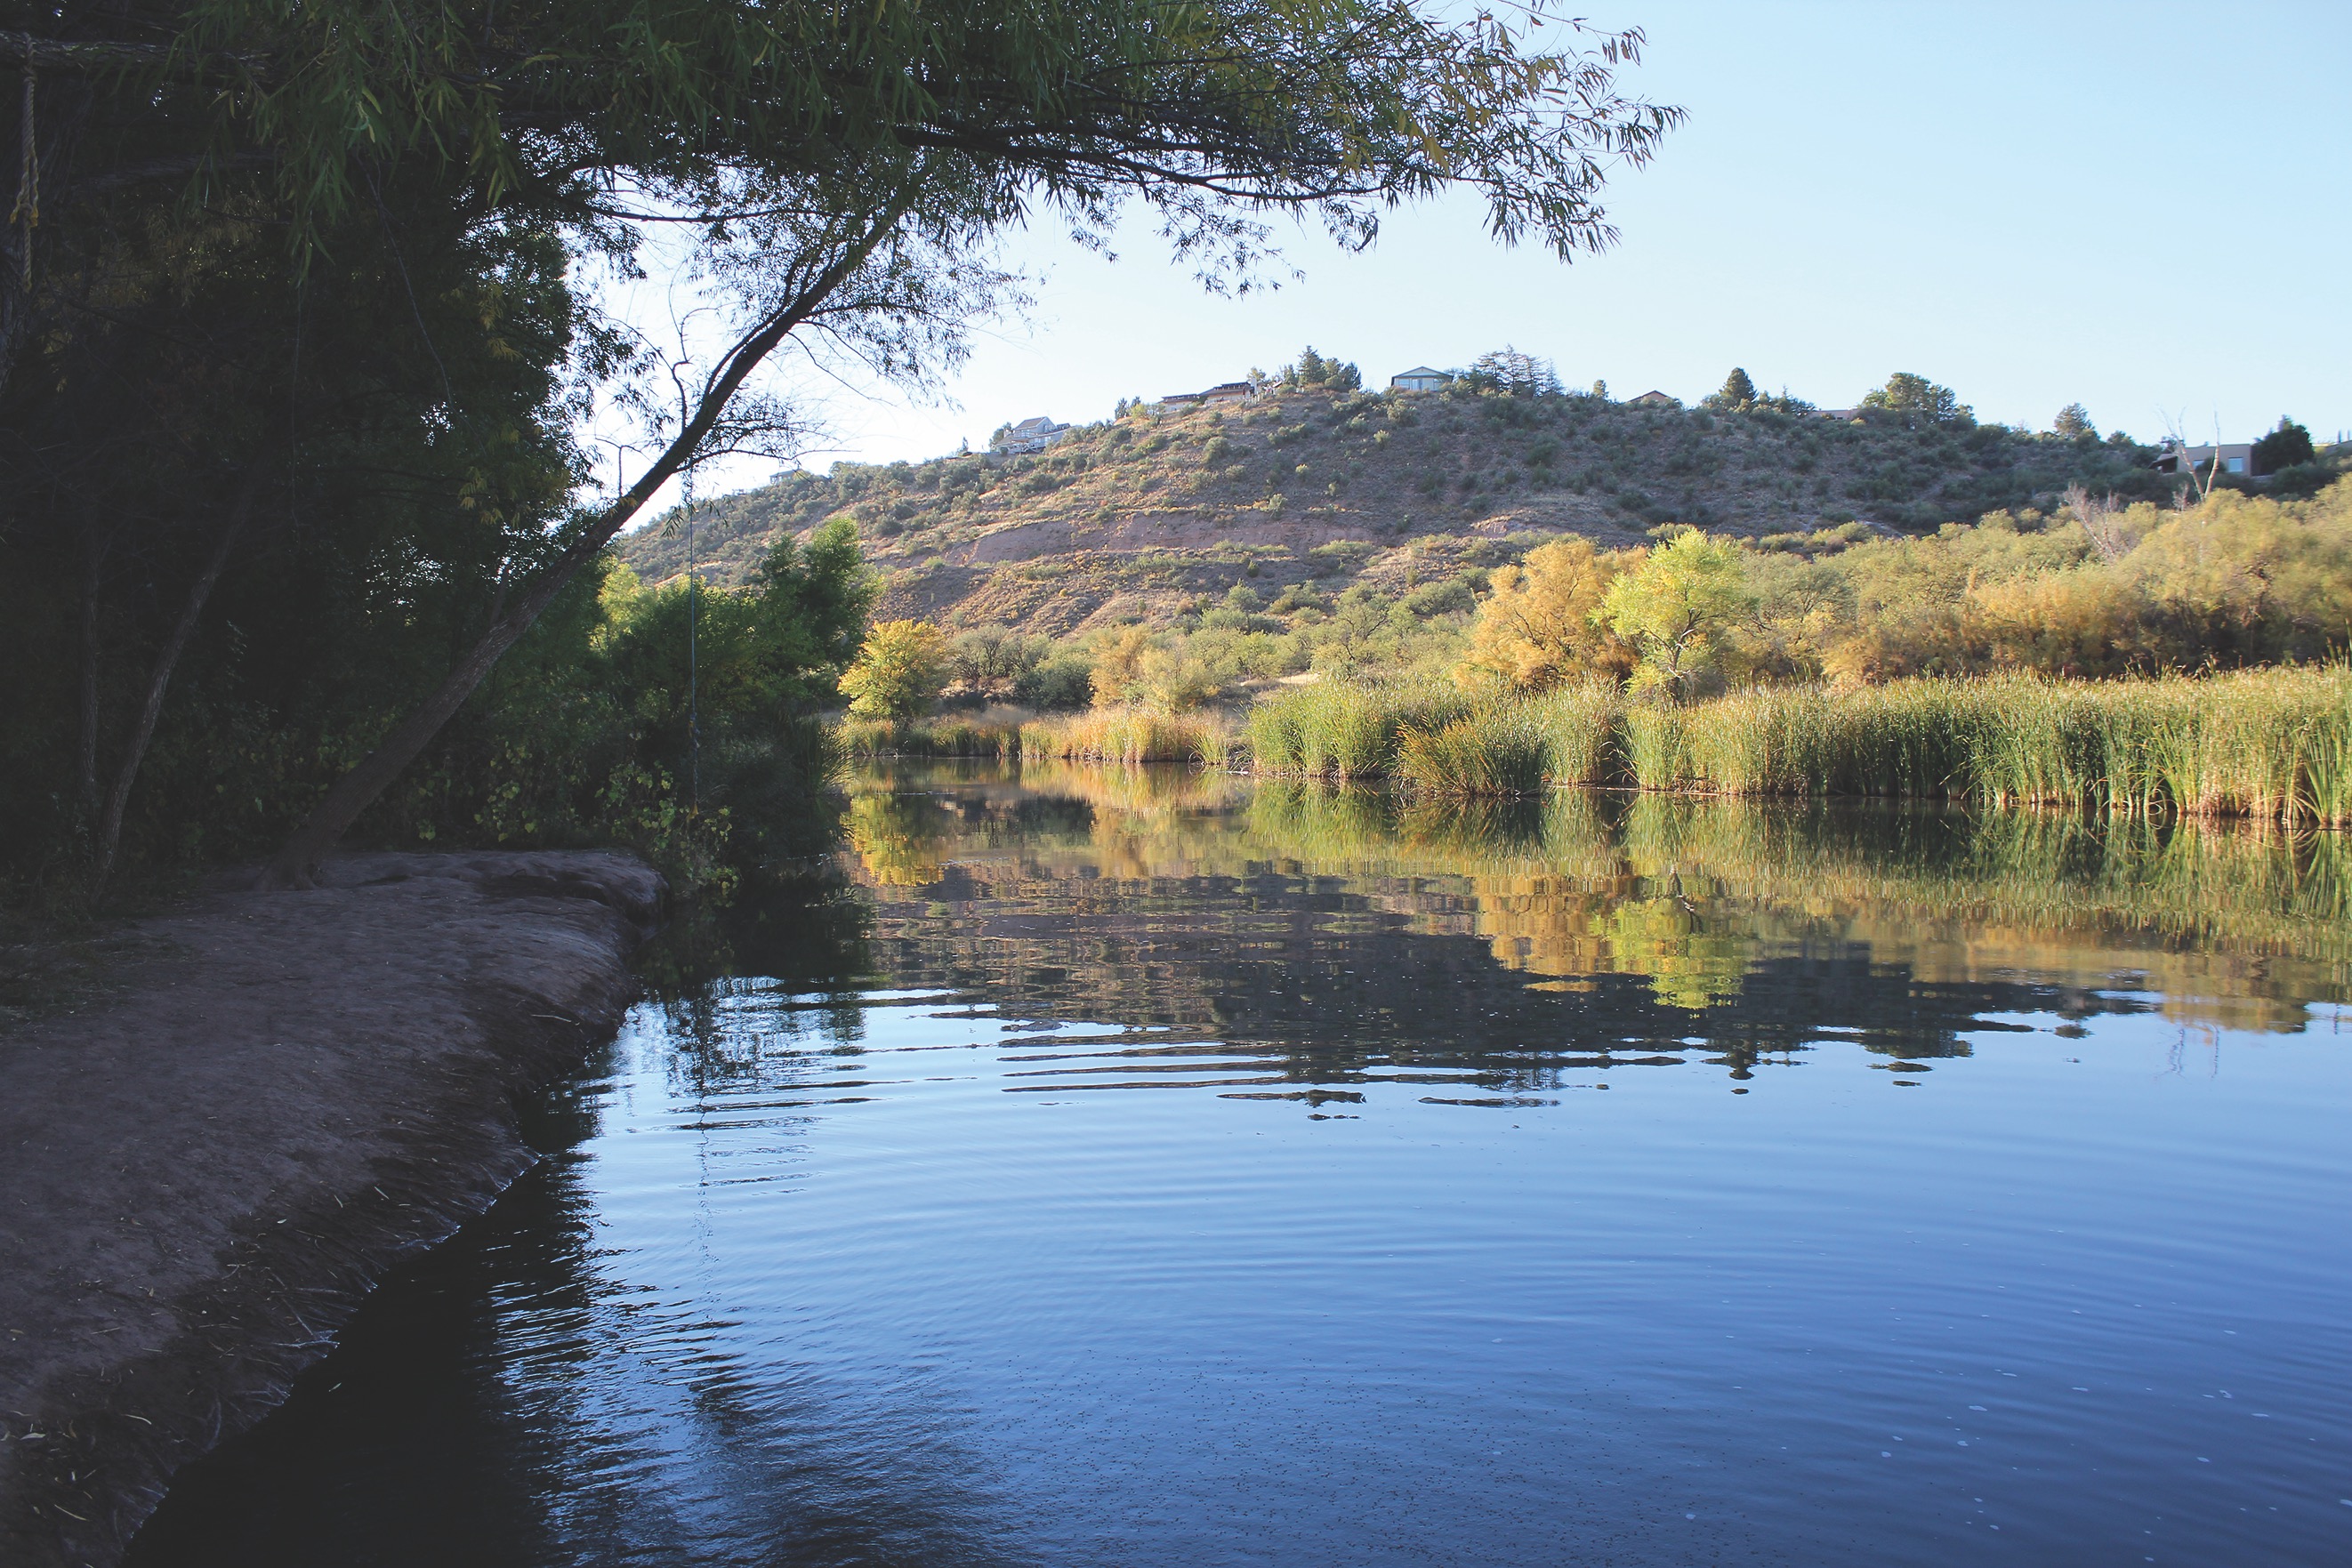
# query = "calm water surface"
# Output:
<box><xmin>135</xmin><ymin>765</ymin><xmax>2352</xmax><ymax>1565</ymax></box>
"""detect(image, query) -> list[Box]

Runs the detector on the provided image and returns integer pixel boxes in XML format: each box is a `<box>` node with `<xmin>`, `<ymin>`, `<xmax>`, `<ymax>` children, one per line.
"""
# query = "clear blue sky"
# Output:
<box><xmin>651</xmin><ymin>0</ymin><xmax>2350</xmax><ymax>495</ymax></box>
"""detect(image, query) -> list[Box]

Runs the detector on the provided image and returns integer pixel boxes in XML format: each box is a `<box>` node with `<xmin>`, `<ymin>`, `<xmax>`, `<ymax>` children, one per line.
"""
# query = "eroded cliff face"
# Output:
<box><xmin>0</xmin><ymin>851</ymin><xmax>663</xmax><ymax>1568</ymax></box>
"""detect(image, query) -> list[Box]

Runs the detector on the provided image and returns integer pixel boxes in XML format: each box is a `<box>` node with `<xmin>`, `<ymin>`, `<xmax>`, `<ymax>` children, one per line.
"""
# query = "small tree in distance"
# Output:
<box><xmin>1862</xmin><ymin>372</ymin><xmax>1972</xmax><ymax>427</ymax></box>
<box><xmin>1282</xmin><ymin>347</ymin><xmax>1363</xmax><ymax>391</ymax></box>
<box><xmin>2252</xmin><ymin>417</ymin><xmax>2316</xmax><ymax>476</ymax></box>
<box><xmin>1461</xmin><ymin>347</ymin><xmax>1560</xmax><ymax>397</ymax></box>
<box><xmin>2053</xmin><ymin>402</ymin><xmax>2098</xmax><ymax>440</ymax></box>
<box><xmin>1704</xmin><ymin>367</ymin><xmax>1759</xmax><ymax>411</ymax></box>
<box><xmin>840</xmin><ymin>621</ymin><xmax>951</xmax><ymax>720</ymax></box>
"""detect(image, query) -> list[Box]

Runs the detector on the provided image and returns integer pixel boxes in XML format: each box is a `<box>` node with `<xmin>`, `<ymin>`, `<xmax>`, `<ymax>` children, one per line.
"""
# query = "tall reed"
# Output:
<box><xmin>1394</xmin><ymin>702</ymin><xmax>1549</xmax><ymax>796</ymax></box>
<box><xmin>1243</xmin><ymin>666</ymin><xmax>2352</xmax><ymax>824</ymax></box>
<box><xmin>1245</xmin><ymin>679</ymin><xmax>1471</xmax><ymax>779</ymax></box>
<box><xmin>1018</xmin><ymin>707</ymin><xmax>1227</xmax><ymax>764</ymax></box>
<box><xmin>838</xmin><ymin>715</ymin><xmax>1021</xmax><ymax>759</ymax></box>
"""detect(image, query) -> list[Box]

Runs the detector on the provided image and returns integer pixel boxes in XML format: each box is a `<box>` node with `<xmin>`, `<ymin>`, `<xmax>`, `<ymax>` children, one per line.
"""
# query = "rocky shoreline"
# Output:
<box><xmin>0</xmin><ymin>851</ymin><xmax>663</xmax><ymax>1567</ymax></box>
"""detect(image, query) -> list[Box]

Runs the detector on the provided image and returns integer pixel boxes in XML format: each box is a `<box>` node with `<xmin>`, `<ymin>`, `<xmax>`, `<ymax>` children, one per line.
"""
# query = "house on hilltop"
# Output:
<box><xmin>1629</xmin><ymin>390</ymin><xmax>1678</xmax><ymax>409</ymax></box>
<box><xmin>992</xmin><ymin>416</ymin><xmax>1070</xmax><ymax>455</ymax></box>
<box><xmin>2155</xmin><ymin>440</ymin><xmax>2255</xmax><ymax>478</ymax></box>
<box><xmin>1155</xmin><ymin>381</ymin><xmax>1257</xmax><ymax>414</ymax></box>
<box><xmin>1389</xmin><ymin>366</ymin><xmax>1448</xmax><ymax>393</ymax></box>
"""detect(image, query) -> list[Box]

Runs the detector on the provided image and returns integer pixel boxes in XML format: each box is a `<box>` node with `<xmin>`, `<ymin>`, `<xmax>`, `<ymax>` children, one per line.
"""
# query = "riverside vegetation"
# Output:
<box><xmin>832</xmin><ymin>434</ymin><xmax>2352</xmax><ymax>820</ymax></box>
<box><xmin>1243</xmin><ymin>666</ymin><xmax>2352</xmax><ymax>824</ymax></box>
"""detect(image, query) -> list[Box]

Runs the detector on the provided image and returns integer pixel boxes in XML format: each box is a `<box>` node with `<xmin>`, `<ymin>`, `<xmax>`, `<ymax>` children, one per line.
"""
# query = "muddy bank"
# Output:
<box><xmin>0</xmin><ymin>851</ymin><xmax>663</xmax><ymax>1567</ymax></box>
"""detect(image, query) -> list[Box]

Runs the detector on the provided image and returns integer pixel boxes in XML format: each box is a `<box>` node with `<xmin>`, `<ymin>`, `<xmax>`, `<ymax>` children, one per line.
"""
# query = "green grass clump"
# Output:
<box><xmin>1244</xmin><ymin>665</ymin><xmax>2352</xmax><ymax>823</ymax></box>
<box><xmin>1245</xmin><ymin>678</ymin><xmax>1473</xmax><ymax>778</ymax></box>
<box><xmin>1623</xmin><ymin>669</ymin><xmax>2352</xmax><ymax>822</ymax></box>
<box><xmin>1395</xmin><ymin>703</ymin><xmax>1549</xmax><ymax>795</ymax></box>
<box><xmin>839</xmin><ymin>716</ymin><xmax>1022</xmax><ymax>759</ymax></box>
<box><xmin>1019</xmin><ymin>708</ymin><xmax>1227</xmax><ymax>764</ymax></box>
<box><xmin>1523</xmin><ymin>685</ymin><xmax>1619</xmax><ymax>784</ymax></box>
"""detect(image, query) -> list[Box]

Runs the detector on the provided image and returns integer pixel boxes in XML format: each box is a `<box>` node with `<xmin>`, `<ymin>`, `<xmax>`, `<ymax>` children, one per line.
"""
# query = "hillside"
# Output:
<box><xmin>618</xmin><ymin>382</ymin><xmax>2171</xmax><ymax>637</ymax></box>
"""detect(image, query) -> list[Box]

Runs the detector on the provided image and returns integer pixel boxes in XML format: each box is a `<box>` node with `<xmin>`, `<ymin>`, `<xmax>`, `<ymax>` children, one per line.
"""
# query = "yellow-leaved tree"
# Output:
<box><xmin>839</xmin><ymin>620</ymin><xmax>950</xmax><ymax>720</ymax></box>
<box><xmin>1459</xmin><ymin>536</ymin><xmax>1638</xmax><ymax>689</ymax></box>
<box><xmin>1599</xmin><ymin>530</ymin><xmax>1758</xmax><ymax>701</ymax></box>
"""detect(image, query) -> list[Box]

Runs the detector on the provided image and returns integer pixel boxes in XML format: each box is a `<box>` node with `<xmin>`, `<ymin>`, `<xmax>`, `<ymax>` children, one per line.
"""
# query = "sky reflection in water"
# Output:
<box><xmin>134</xmin><ymin>764</ymin><xmax>2352</xmax><ymax>1566</ymax></box>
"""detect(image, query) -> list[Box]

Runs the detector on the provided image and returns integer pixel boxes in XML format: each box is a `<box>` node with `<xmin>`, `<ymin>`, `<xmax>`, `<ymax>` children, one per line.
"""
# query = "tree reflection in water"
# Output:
<box><xmin>841</xmin><ymin>761</ymin><xmax>2352</xmax><ymax>1090</ymax></box>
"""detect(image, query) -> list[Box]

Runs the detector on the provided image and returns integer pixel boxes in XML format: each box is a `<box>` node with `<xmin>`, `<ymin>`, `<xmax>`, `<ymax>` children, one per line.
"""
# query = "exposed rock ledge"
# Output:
<box><xmin>0</xmin><ymin>851</ymin><xmax>664</xmax><ymax>1567</ymax></box>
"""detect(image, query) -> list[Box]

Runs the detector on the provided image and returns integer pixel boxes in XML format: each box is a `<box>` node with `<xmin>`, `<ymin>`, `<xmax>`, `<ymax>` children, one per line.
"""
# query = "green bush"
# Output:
<box><xmin>1016</xmin><ymin>654</ymin><xmax>1097</xmax><ymax>710</ymax></box>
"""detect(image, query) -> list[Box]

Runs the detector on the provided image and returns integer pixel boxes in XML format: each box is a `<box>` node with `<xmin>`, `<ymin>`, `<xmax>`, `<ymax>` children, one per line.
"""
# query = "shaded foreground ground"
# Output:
<box><xmin>0</xmin><ymin>852</ymin><xmax>661</xmax><ymax>1567</ymax></box>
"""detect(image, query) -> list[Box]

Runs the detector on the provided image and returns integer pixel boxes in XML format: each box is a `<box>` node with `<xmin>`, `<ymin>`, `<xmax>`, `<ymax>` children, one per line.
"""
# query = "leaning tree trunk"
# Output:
<box><xmin>94</xmin><ymin>470</ymin><xmax>260</xmax><ymax>880</ymax></box>
<box><xmin>262</xmin><ymin>213</ymin><xmax>902</xmax><ymax>888</ymax></box>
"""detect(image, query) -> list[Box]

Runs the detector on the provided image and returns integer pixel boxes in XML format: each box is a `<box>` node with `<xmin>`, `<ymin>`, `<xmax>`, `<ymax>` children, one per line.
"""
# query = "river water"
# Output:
<box><xmin>133</xmin><ymin>764</ymin><xmax>2352</xmax><ymax>1565</ymax></box>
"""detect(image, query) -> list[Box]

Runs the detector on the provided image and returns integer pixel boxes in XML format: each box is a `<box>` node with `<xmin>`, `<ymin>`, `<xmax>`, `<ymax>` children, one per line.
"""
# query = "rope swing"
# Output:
<box><xmin>11</xmin><ymin>36</ymin><xmax>35</xmax><ymax>289</ymax></box>
<box><xmin>682</xmin><ymin>464</ymin><xmax>700</xmax><ymax>816</ymax></box>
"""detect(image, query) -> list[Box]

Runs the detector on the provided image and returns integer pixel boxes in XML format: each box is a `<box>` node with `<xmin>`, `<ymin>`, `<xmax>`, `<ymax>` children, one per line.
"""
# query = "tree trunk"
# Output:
<box><xmin>262</xmin><ymin>209</ymin><xmax>904</xmax><ymax>889</ymax></box>
<box><xmin>94</xmin><ymin>470</ymin><xmax>260</xmax><ymax>881</ymax></box>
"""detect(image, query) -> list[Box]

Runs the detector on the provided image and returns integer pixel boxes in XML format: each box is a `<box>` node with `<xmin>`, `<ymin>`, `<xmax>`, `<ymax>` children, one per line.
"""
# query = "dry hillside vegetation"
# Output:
<box><xmin>622</xmin><ymin>384</ymin><xmax>2170</xmax><ymax>635</ymax></box>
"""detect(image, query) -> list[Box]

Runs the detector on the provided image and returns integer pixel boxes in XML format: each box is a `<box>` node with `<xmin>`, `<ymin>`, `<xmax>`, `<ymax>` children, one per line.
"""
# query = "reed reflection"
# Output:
<box><xmin>842</xmin><ymin>762</ymin><xmax>2352</xmax><ymax>1094</ymax></box>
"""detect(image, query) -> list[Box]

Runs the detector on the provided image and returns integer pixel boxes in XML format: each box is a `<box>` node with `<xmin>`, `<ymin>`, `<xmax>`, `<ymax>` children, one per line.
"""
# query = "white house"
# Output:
<box><xmin>1389</xmin><ymin>366</ymin><xmax>1448</xmax><ymax>393</ymax></box>
<box><xmin>992</xmin><ymin>415</ymin><xmax>1070</xmax><ymax>455</ymax></box>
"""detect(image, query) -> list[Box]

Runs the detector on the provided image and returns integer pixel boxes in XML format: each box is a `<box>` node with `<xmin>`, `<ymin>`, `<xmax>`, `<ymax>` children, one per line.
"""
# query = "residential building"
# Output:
<box><xmin>1629</xmin><ymin>390</ymin><xmax>1678</xmax><ymax>409</ymax></box>
<box><xmin>1389</xmin><ymin>366</ymin><xmax>1448</xmax><ymax>393</ymax></box>
<box><xmin>991</xmin><ymin>415</ymin><xmax>1070</xmax><ymax>455</ymax></box>
<box><xmin>2154</xmin><ymin>441</ymin><xmax>2255</xmax><ymax>478</ymax></box>
<box><xmin>1154</xmin><ymin>381</ymin><xmax>1257</xmax><ymax>414</ymax></box>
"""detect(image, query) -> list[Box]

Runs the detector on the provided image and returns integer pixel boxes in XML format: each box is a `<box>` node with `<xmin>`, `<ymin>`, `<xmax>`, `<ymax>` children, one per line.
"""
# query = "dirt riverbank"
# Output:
<box><xmin>0</xmin><ymin>851</ymin><xmax>663</xmax><ymax>1567</ymax></box>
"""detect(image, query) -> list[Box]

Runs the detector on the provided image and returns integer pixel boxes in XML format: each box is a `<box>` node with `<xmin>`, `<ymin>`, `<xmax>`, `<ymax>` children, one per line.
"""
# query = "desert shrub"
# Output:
<box><xmin>1015</xmin><ymin>653</ymin><xmax>1096</xmax><ymax>711</ymax></box>
<box><xmin>1403</xmin><ymin>578</ymin><xmax>1478</xmax><ymax>618</ymax></box>
<box><xmin>946</xmin><ymin>625</ymin><xmax>1053</xmax><ymax>700</ymax></box>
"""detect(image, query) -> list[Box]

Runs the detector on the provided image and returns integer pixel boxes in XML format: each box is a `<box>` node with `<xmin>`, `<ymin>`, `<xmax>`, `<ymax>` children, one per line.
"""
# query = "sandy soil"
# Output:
<box><xmin>0</xmin><ymin>851</ymin><xmax>663</xmax><ymax>1568</ymax></box>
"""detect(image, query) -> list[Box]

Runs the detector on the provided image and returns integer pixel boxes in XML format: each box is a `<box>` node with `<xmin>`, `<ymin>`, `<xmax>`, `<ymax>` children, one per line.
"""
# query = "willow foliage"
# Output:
<box><xmin>152</xmin><ymin>0</ymin><xmax>1684</xmax><ymax>269</ymax></box>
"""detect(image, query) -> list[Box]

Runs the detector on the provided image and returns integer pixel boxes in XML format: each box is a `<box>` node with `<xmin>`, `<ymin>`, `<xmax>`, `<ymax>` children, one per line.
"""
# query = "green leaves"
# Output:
<box><xmin>1600</xmin><ymin>530</ymin><xmax>1758</xmax><ymax>701</ymax></box>
<box><xmin>147</xmin><ymin>0</ymin><xmax>1678</xmax><ymax>270</ymax></box>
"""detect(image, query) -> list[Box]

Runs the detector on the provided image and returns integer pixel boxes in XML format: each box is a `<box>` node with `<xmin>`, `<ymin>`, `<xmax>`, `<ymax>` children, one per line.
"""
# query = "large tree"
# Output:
<box><xmin>2</xmin><ymin>1</ymin><xmax>1682</xmax><ymax>887</ymax></box>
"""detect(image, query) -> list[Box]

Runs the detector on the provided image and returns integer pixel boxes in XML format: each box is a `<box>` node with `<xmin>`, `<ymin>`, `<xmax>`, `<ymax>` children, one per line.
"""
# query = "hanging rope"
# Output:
<box><xmin>11</xmin><ymin>37</ymin><xmax>35</xmax><ymax>290</ymax></box>
<box><xmin>683</xmin><ymin>465</ymin><xmax>700</xmax><ymax>816</ymax></box>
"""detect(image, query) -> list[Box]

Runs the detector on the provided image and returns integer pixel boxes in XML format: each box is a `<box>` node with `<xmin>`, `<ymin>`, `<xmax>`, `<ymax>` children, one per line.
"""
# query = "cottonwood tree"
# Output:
<box><xmin>1599</xmin><ymin>530</ymin><xmax>1757</xmax><ymax>701</ymax></box>
<box><xmin>839</xmin><ymin>621</ymin><xmax>951</xmax><ymax>721</ymax></box>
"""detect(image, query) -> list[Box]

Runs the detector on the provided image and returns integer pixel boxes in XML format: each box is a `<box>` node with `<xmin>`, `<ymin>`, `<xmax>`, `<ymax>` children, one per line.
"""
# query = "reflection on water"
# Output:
<box><xmin>849</xmin><ymin>760</ymin><xmax>2352</xmax><ymax>1067</ymax></box>
<box><xmin>133</xmin><ymin>765</ymin><xmax>2352</xmax><ymax>1566</ymax></box>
